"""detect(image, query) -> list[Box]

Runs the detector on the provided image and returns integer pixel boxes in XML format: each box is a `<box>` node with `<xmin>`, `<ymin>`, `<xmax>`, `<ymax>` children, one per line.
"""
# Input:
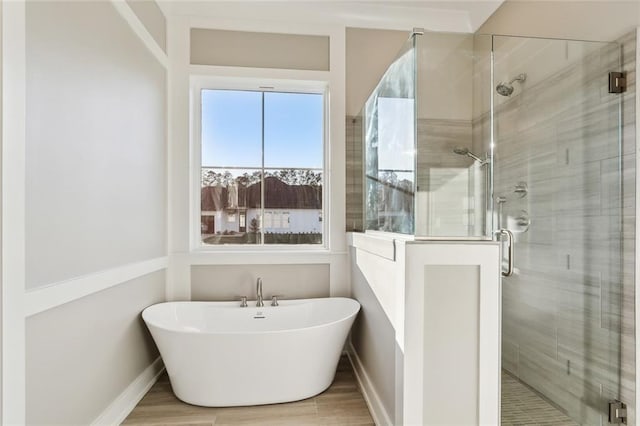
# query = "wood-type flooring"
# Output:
<box><xmin>124</xmin><ymin>356</ymin><xmax>374</xmax><ymax>426</ymax></box>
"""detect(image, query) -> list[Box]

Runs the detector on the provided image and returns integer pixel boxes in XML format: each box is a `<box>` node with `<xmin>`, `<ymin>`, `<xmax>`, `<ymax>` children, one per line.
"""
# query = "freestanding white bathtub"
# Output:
<box><xmin>142</xmin><ymin>297</ymin><xmax>360</xmax><ymax>407</ymax></box>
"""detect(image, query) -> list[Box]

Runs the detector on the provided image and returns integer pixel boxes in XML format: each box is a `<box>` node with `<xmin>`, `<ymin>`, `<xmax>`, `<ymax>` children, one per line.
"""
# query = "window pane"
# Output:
<box><xmin>264</xmin><ymin>92</ymin><xmax>323</xmax><ymax>168</ymax></box>
<box><xmin>199</xmin><ymin>89</ymin><xmax>324</xmax><ymax>247</ymax></box>
<box><xmin>264</xmin><ymin>211</ymin><xmax>273</xmax><ymax>228</ymax></box>
<box><xmin>201</xmin><ymin>90</ymin><xmax>262</xmax><ymax>167</ymax></box>
<box><xmin>264</xmin><ymin>169</ymin><xmax>323</xmax><ymax>244</ymax></box>
<box><xmin>201</xmin><ymin>168</ymin><xmax>262</xmax><ymax>245</ymax></box>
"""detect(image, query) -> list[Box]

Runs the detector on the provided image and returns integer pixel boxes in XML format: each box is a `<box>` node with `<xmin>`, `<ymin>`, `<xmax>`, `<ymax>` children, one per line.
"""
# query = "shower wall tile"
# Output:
<box><xmin>415</xmin><ymin>118</ymin><xmax>476</xmax><ymax>236</ymax></box>
<box><xmin>491</xmin><ymin>29</ymin><xmax>636</xmax><ymax>425</ymax></box>
<box><xmin>416</xmin><ymin>118</ymin><xmax>474</xmax><ymax>185</ymax></box>
<box><xmin>517</xmin><ymin>350</ymin><xmax>577</xmax><ymax>414</ymax></box>
<box><xmin>501</xmin><ymin>340</ymin><xmax>519</xmax><ymax>376</ymax></box>
<box><xmin>346</xmin><ymin>116</ymin><xmax>364</xmax><ymax>231</ymax></box>
<box><xmin>345</xmin><ymin>116</ymin><xmax>475</xmax><ymax>235</ymax></box>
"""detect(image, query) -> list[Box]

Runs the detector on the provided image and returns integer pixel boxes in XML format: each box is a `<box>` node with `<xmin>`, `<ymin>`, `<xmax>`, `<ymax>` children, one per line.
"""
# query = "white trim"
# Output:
<box><xmin>351</xmin><ymin>233</ymin><xmax>396</xmax><ymax>261</ymax></box>
<box><xmin>166</xmin><ymin>14</ymin><xmax>192</xmax><ymax>301</ymax></box>
<box><xmin>110</xmin><ymin>0</ymin><xmax>168</xmax><ymax>69</ymax></box>
<box><xmin>164</xmin><ymin>10</ymin><xmax>171</xmax><ymax>301</ymax></box>
<box><xmin>190</xmin><ymin>65</ymin><xmax>330</xmax><ymax>82</ymax></box>
<box><xmin>154</xmin><ymin>0</ymin><xmax>170</xmax><ymax>19</ymax></box>
<box><xmin>347</xmin><ymin>341</ymin><xmax>393</xmax><ymax>426</ymax></box>
<box><xmin>92</xmin><ymin>356</ymin><xmax>165</xmax><ymax>426</ymax></box>
<box><xmin>326</xmin><ymin>25</ymin><xmax>348</xmax><ymax>297</ymax></box>
<box><xmin>2</xmin><ymin>1</ymin><xmax>26</xmax><ymax>423</ymax></box>
<box><xmin>189</xmin><ymin>75</ymin><xmax>330</xmax><ymax>252</ymax></box>
<box><xmin>189</xmin><ymin>69</ymin><xmax>201</xmax><ymax>253</ymax></box>
<box><xmin>25</xmin><ymin>257</ymin><xmax>168</xmax><ymax>317</ymax></box>
<box><xmin>179</xmin><ymin>5</ymin><xmax>501</xmax><ymax>34</ymax></box>
<box><xmin>402</xmin><ymin>242</ymin><xmax>500</xmax><ymax>425</ymax></box>
<box><xmin>185</xmin><ymin>250</ymin><xmax>346</xmax><ymax>266</ymax></box>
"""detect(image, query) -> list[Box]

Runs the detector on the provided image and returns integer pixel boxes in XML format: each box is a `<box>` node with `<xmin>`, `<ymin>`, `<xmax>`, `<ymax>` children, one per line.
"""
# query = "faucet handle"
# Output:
<box><xmin>239</xmin><ymin>296</ymin><xmax>248</xmax><ymax>308</ymax></box>
<box><xmin>271</xmin><ymin>295</ymin><xmax>283</xmax><ymax>306</ymax></box>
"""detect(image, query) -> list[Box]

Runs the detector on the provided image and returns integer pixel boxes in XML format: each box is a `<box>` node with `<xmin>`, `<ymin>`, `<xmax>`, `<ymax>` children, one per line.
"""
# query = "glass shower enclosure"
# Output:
<box><xmin>361</xmin><ymin>31</ymin><xmax>491</xmax><ymax>239</ymax></box>
<box><xmin>356</xmin><ymin>30</ymin><xmax>628</xmax><ymax>424</ymax></box>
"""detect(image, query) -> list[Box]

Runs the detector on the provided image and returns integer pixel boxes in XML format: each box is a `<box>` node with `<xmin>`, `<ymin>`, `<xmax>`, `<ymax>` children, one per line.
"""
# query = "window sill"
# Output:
<box><xmin>191</xmin><ymin>244</ymin><xmax>330</xmax><ymax>253</ymax></box>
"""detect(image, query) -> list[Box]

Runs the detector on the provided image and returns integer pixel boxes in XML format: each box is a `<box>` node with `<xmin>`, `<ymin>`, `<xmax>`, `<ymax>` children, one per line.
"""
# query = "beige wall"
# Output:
<box><xmin>24</xmin><ymin>1</ymin><xmax>167</xmax><ymax>424</ymax></box>
<box><xmin>346</xmin><ymin>27</ymin><xmax>408</xmax><ymax>117</ymax></box>
<box><xmin>191</xmin><ymin>264</ymin><xmax>330</xmax><ymax>301</ymax></box>
<box><xmin>416</xmin><ymin>33</ymin><xmax>474</xmax><ymax>120</ymax></box>
<box><xmin>479</xmin><ymin>1</ymin><xmax>640</xmax><ymax>41</ymax></box>
<box><xmin>191</xmin><ymin>28</ymin><xmax>330</xmax><ymax>71</ymax></box>
<box><xmin>349</xmin><ymin>247</ymin><xmax>398</xmax><ymax>422</ymax></box>
<box><xmin>26</xmin><ymin>272</ymin><xmax>165</xmax><ymax>425</ymax></box>
<box><xmin>25</xmin><ymin>1</ymin><xmax>167</xmax><ymax>289</ymax></box>
<box><xmin>346</xmin><ymin>30</ymin><xmax>474</xmax><ymax>120</ymax></box>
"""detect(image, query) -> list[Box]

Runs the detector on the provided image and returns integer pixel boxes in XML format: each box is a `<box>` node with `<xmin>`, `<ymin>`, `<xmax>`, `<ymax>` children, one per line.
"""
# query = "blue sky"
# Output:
<box><xmin>201</xmin><ymin>90</ymin><xmax>323</xmax><ymax>169</ymax></box>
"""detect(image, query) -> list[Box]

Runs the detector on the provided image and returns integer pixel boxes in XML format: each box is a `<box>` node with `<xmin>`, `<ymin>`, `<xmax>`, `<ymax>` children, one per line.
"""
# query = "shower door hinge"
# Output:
<box><xmin>609</xmin><ymin>400</ymin><xmax>627</xmax><ymax>424</ymax></box>
<box><xmin>609</xmin><ymin>72</ymin><xmax>627</xmax><ymax>93</ymax></box>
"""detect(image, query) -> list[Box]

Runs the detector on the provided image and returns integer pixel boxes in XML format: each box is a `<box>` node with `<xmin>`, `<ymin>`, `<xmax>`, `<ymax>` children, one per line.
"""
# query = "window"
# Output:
<box><xmin>199</xmin><ymin>88</ymin><xmax>324</xmax><ymax>246</ymax></box>
<box><xmin>264</xmin><ymin>211</ymin><xmax>273</xmax><ymax>229</ymax></box>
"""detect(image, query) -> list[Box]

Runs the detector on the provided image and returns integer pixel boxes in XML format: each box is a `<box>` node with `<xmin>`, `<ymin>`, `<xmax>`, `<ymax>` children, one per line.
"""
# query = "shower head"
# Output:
<box><xmin>496</xmin><ymin>83</ymin><xmax>515</xmax><ymax>97</ymax></box>
<box><xmin>496</xmin><ymin>73</ymin><xmax>527</xmax><ymax>97</ymax></box>
<box><xmin>453</xmin><ymin>147</ymin><xmax>486</xmax><ymax>164</ymax></box>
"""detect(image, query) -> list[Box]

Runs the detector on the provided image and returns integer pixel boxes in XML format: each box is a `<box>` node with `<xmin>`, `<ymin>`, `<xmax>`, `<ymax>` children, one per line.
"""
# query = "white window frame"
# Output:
<box><xmin>190</xmin><ymin>75</ymin><xmax>329</xmax><ymax>251</ymax></box>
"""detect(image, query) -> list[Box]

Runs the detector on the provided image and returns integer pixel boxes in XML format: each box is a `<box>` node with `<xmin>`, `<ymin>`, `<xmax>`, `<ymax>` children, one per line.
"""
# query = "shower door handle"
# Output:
<box><xmin>498</xmin><ymin>229</ymin><xmax>514</xmax><ymax>277</ymax></box>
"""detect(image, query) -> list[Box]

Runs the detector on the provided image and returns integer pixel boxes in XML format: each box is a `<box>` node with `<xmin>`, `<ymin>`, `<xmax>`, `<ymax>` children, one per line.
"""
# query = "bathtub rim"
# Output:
<box><xmin>142</xmin><ymin>296</ymin><xmax>361</xmax><ymax>336</ymax></box>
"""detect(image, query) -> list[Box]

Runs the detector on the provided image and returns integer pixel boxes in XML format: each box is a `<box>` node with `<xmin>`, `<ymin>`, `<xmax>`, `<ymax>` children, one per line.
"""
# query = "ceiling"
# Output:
<box><xmin>160</xmin><ymin>1</ymin><xmax>506</xmax><ymax>33</ymax></box>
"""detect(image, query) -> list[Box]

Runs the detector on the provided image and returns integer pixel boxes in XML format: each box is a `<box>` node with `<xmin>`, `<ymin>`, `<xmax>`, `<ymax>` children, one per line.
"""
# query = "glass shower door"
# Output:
<box><xmin>492</xmin><ymin>35</ymin><xmax>627</xmax><ymax>425</ymax></box>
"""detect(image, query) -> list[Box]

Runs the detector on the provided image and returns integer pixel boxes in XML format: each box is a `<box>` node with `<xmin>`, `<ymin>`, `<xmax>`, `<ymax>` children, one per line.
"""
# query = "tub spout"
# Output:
<box><xmin>256</xmin><ymin>278</ymin><xmax>264</xmax><ymax>307</ymax></box>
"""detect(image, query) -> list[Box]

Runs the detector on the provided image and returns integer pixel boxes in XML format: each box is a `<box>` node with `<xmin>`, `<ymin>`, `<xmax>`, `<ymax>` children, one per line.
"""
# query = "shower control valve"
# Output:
<box><xmin>514</xmin><ymin>182</ymin><xmax>528</xmax><ymax>198</ymax></box>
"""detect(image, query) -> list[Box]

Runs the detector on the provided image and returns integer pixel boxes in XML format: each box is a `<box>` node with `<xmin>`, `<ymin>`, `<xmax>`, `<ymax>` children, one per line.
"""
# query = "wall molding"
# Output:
<box><xmin>347</xmin><ymin>342</ymin><xmax>393</xmax><ymax>426</ymax></box>
<box><xmin>92</xmin><ymin>356</ymin><xmax>165</xmax><ymax>426</ymax></box>
<box><xmin>25</xmin><ymin>257</ymin><xmax>168</xmax><ymax>317</ymax></box>
<box><xmin>110</xmin><ymin>0</ymin><xmax>168</xmax><ymax>69</ymax></box>
<box><xmin>171</xmin><ymin>3</ymin><xmax>502</xmax><ymax>34</ymax></box>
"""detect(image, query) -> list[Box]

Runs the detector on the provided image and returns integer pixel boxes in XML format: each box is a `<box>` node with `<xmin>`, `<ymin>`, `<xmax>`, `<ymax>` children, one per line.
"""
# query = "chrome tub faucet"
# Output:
<box><xmin>256</xmin><ymin>277</ymin><xmax>264</xmax><ymax>307</ymax></box>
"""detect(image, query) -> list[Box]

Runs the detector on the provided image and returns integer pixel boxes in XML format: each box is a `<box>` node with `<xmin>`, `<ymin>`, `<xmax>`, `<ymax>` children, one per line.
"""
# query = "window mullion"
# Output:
<box><xmin>260</xmin><ymin>92</ymin><xmax>265</xmax><ymax>246</ymax></box>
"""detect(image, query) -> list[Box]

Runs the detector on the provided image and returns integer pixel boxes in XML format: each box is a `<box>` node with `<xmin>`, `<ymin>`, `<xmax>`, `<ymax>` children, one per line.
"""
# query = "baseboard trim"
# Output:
<box><xmin>92</xmin><ymin>356</ymin><xmax>165</xmax><ymax>426</ymax></box>
<box><xmin>347</xmin><ymin>342</ymin><xmax>393</xmax><ymax>426</ymax></box>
